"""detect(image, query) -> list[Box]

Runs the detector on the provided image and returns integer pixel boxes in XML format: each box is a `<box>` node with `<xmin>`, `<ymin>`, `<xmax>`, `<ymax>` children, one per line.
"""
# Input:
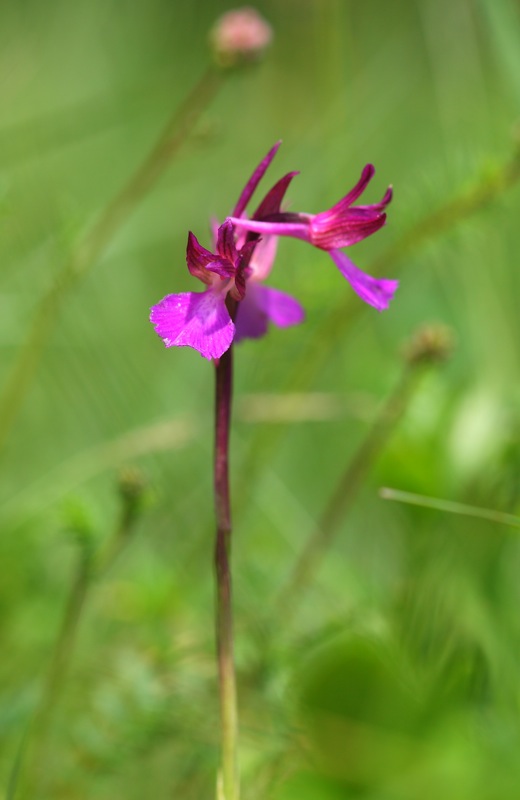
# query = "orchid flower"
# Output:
<box><xmin>150</xmin><ymin>142</ymin><xmax>398</xmax><ymax>359</ymax></box>
<box><xmin>149</xmin><ymin>220</ymin><xmax>253</xmax><ymax>360</ymax></box>
<box><xmin>150</xmin><ymin>142</ymin><xmax>303</xmax><ymax>359</ymax></box>
<box><xmin>229</xmin><ymin>162</ymin><xmax>398</xmax><ymax>312</ymax></box>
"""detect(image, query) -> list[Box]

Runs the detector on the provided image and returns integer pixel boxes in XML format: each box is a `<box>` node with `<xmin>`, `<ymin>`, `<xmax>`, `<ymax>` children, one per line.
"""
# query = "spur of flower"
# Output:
<box><xmin>150</xmin><ymin>142</ymin><xmax>398</xmax><ymax>360</ymax></box>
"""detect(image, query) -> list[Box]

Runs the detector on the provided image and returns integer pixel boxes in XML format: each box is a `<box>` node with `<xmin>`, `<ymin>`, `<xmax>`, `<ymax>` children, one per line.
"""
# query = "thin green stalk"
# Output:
<box><xmin>380</xmin><ymin>487</ymin><xmax>520</xmax><ymax>530</ymax></box>
<box><xmin>0</xmin><ymin>66</ymin><xmax>223</xmax><ymax>456</ymax></box>
<box><xmin>12</xmin><ymin>473</ymin><xmax>144</xmax><ymax>799</ymax></box>
<box><xmin>214</xmin><ymin>311</ymin><xmax>239</xmax><ymax>800</ymax></box>
<box><xmin>17</xmin><ymin>543</ymin><xmax>93</xmax><ymax>799</ymax></box>
<box><xmin>276</xmin><ymin>363</ymin><xmax>421</xmax><ymax>614</ymax></box>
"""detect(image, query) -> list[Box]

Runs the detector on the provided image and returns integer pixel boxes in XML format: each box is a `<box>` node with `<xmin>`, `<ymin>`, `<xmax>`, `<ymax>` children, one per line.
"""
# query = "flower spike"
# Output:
<box><xmin>150</xmin><ymin>143</ymin><xmax>397</xmax><ymax>360</ymax></box>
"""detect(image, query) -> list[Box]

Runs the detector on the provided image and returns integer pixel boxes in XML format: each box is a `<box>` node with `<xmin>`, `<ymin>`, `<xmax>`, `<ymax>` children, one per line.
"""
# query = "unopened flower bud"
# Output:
<box><xmin>62</xmin><ymin>499</ymin><xmax>98</xmax><ymax>552</ymax></box>
<box><xmin>210</xmin><ymin>7</ymin><xmax>272</xmax><ymax>69</ymax></box>
<box><xmin>118</xmin><ymin>466</ymin><xmax>147</xmax><ymax>523</ymax></box>
<box><xmin>404</xmin><ymin>323</ymin><xmax>455</xmax><ymax>366</ymax></box>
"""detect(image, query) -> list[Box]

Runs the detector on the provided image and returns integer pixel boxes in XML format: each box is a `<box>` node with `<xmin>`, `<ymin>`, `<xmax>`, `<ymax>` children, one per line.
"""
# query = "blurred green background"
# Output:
<box><xmin>2</xmin><ymin>0</ymin><xmax>520</xmax><ymax>797</ymax></box>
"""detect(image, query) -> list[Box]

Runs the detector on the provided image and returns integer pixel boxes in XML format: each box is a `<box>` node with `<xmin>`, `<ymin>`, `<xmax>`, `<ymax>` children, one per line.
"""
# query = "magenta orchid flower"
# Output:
<box><xmin>150</xmin><ymin>220</ymin><xmax>253</xmax><ymax>360</ymax></box>
<box><xmin>229</xmin><ymin>162</ymin><xmax>398</xmax><ymax>312</ymax></box>
<box><xmin>150</xmin><ymin>142</ymin><xmax>397</xmax><ymax>359</ymax></box>
<box><xmin>150</xmin><ymin>142</ymin><xmax>303</xmax><ymax>359</ymax></box>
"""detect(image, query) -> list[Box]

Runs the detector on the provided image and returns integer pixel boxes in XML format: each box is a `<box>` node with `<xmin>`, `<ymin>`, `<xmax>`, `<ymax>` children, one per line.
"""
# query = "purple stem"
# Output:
<box><xmin>214</xmin><ymin>299</ymin><xmax>239</xmax><ymax>800</ymax></box>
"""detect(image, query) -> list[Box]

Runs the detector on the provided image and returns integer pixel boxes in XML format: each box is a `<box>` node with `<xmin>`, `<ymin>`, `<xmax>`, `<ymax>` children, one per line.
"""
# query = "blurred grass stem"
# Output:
<box><xmin>380</xmin><ymin>487</ymin><xmax>520</xmax><ymax>529</ymax></box>
<box><xmin>277</xmin><ymin>362</ymin><xmax>423</xmax><ymax>613</ymax></box>
<box><xmin>0</xmin><ymin>66</ymin><xmax>223</xmax><ymax>456</ymax></box>
<box><xmin>214</xmin><ymin>323</ymin><xmax>239</xmax><ymax>800</ymax></box>
<box><xmin>15</xmin><ymin>482</ymin><xmax>143</xmax><ymax>799</ymax></box>
<box><xmin>17</xmin><ymin>542</ymin><xmax>92</xmax><ymax>799</ymax></box>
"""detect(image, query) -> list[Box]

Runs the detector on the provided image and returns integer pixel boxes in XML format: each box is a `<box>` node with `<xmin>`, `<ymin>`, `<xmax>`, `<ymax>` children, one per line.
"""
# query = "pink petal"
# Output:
<box><xmin>216</xmin><ymin>219</ymin><xmax>239</xmax><ymax>264</ymax></box>
<box><xmin>227</xmin><ymin>215</ymin><xmax>310</xmax><ymax>241</ymax></box>
<box><xmin>253</xmin><ymin>171</ymin><xmax>299</xmax><ymax>218</ymax></box>
<box><xmin>209</xmin><ymin>216</ymin><xmax>220</xmax><ymax>248</ymax></box>
<box><xmin>329</xmin><ymin>250</ymin><xmax>398</xmax><ymax>311</ymax></box>
<box><xmin>235</xmin><ymin>284</ymin><xmax>304</xmax><ymax>342</ymax></box>
<box><xmin>232</xmin><ymin>141</ymin><xmax>282</xmax><ymax>217</ymax></box>
<box><xmin>249</xmin><ymin>234</ymin><xmax>278</xmax><ymax>281</ymax></box>
<box><xmin>186</xmin><ymin>231</ymin><xmax>216</xmax><ymax>283</ymax></box>
<box><xmin>234</xmin><ymin>287</ymin><xmax>268</xmax><ymax>341</ymax></box>
<box><xmin>231</xmin><ymin>238</ymin><xmax>258</xmax><ymax>301</ymax></box>
<box><xmin>150</xmin><ymin>290</ymin><xmax>235</xmax><ymax>360</ymax></box>
<box><xmin>310</xmin><ymin>210</ymin><xmax>387</xmax><ymax>249</ymax></box>
<box><xmin>256</xmin><ymin>285</ymin><xmax>305</xmax><ymax>327</ymax></box>
<box><xmin>331</xmin><ymin>163</ymin><xmax>375</xmax><ymax>211</ymax></box>
<box><xmin>186</xmin><ymin>232</ymin><xmax>235</xmax><ymax>282</ymax></box>
<box><xmin>355</xmin><ymin>185</ymin><xmax>393</xmax><ymax>214</ymax></box>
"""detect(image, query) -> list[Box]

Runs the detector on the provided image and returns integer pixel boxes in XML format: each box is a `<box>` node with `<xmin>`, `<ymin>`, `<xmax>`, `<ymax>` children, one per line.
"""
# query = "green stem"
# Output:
<box><xmin>0</xmin><ymin>66</ymin><xmax>223</xmax><ymax>456</ymax></box>
<box><xmin>13</xmin><ymin>476</ymin><xmax>143</xmax><ymax>799</ymax></box>
<box><xmin>379</xmin><ymin>487</ymin><xmax>520</xmax><ymax>530</ymax></box>
<box><xmin>18</xmin><ymin>544</ymin><xmax>92</xmax><ymax>799</ymax></box>
<box><xmin>277</xmin><ymin>364</ymin><xmax>420</xmax><ymax>614</ymax></box>
<box><xmin>214</xmin><ymin>334</ymin><xmax>239</xmax><ymax>800</ymax></box>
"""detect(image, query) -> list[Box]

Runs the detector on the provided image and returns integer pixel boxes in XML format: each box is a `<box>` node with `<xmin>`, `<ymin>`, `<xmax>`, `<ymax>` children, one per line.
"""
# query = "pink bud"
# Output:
<box><xmin>210</xmin><ymin>7</ymin><xmax>272</xmax><ymax>68</ymax></box>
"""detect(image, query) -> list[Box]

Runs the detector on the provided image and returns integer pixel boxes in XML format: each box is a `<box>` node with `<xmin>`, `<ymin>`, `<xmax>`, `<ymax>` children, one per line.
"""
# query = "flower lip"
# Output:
<box><xmin>150</xmin><ymin>289</ymin><xmax>235</xmax><ymax>360</ymax></box>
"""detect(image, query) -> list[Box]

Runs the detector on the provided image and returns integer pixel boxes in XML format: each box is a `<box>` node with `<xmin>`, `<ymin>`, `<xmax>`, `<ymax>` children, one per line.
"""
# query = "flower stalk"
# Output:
<box><xmin>149</xmin><ymin>141</ymin><xmax>399</xmax><ymax>797</ymax></box>
<box><xmin>214</xmin><ymin>298</ymin><xmax>239</xmax><ymax>800</ymax></box>
<box><xmin>277</xmin><ymin>324</ymin><xmax>454</xmax><ymax>615</ymax></box>
<box><xmin>276</xmin><ymin>365</ymin><xmax>418</xmax><ymax>616</ymax></box>
<box><xmin>0</xmin><ymin>65</ymin><xmax>224</xmax><ymax>458</ymax></box>
<box><xmin>12</xmin><ymin>471</ymin><xmax>147</xmax><ymax>800</ymax></box>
